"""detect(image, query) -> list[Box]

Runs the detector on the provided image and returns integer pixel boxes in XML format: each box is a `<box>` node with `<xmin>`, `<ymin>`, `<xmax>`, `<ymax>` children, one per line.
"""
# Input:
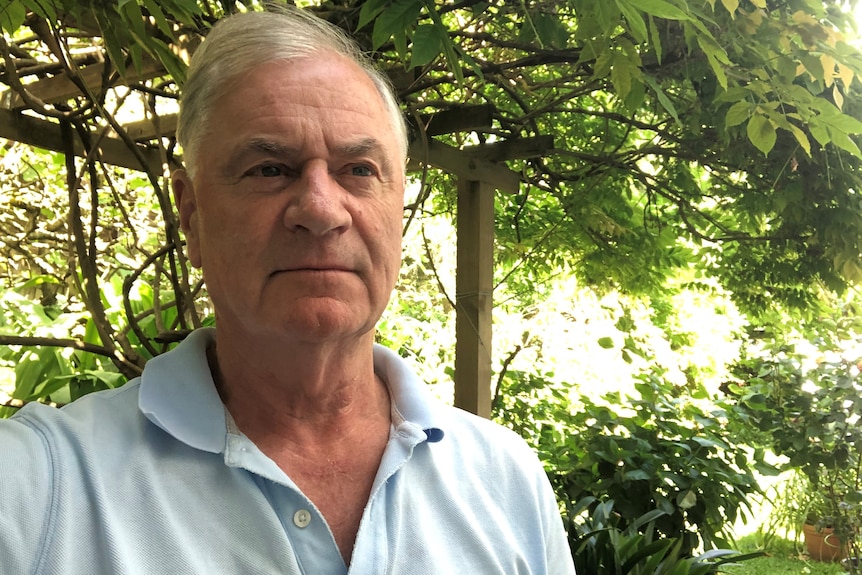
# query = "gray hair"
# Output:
<box><xmin>175</xmin><ymin>5</ymin><xmax>408</xmax><ymax>176</ymax></box>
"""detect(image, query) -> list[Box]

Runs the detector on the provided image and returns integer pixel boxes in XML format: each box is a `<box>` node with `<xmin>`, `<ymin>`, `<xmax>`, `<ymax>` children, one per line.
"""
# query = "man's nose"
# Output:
<box><xmin>282</xmin><ymin>163</ymin><xmax>352</xmax><ymax>236</ymax></box>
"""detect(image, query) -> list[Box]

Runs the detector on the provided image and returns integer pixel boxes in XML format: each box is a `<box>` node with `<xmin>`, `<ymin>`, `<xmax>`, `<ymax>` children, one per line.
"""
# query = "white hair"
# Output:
<box><xmin>175</xmin><ymin>6</ymin><xmax>408</xmax><ymax>176</ymax></box>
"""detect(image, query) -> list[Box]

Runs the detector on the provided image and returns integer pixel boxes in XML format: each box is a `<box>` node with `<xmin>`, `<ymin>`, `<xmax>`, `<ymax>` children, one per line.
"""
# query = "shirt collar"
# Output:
<box><xmin>138</xmin><ymin>328</ymin><xmax>446</xmax><ymax>453</ymax></box>
<box><xmin>139</xmin><ymin>328</ymin><xmax>226</xmax><ymax>453</ymax></box>
<box><xmin>373</xmin><ymin>344</ymin><xmax>445</xmax><ymax>443</ymax></box>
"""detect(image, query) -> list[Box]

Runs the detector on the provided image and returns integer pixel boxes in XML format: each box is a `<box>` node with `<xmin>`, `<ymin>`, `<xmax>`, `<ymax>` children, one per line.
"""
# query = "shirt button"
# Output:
<box><xmin>293</xmin><ymin>509</ymin><xmax>312</xmax><ymax>528</ymax></box>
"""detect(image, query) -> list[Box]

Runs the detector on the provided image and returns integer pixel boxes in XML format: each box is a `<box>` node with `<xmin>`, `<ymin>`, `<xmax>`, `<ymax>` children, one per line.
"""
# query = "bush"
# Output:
<box><xmin>495</xmin><ymin>369</ymin><xmax>760</xmax><ymax>555</ymax></box>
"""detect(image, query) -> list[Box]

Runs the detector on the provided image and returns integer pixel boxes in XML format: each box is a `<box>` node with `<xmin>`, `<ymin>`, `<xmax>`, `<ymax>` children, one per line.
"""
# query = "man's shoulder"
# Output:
<box><xmin>0</xmin><ymin>381</ymin><xmax>149</xmax><ymax>471</ymax></box>
<box><xmin>6</xmin><ymin>379</ymin><xmax>142</xmax><ymax>436</ymax></box>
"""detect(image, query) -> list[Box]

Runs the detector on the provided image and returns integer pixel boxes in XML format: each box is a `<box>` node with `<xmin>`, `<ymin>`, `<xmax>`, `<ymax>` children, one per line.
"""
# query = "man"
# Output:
<box><xmin>0</xmin><ymin>6</ymin><xmax>576</xmax><ymax>574</ymax></box>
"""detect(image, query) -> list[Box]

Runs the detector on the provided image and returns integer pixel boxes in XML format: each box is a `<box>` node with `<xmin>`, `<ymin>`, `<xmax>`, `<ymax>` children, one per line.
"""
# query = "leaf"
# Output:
<box><xmin>594</xmin><ymin>1</ymin><xmax>620</xmax><ymax>34</ymax></box>
<box><xmin>534</xmin><ymin>12</ymin><xmax>569</xmax><ymax>49</ymax></box>
<box><xmin>410</xmin><ymin>24</ymin><xmax>441</xmax><ymax>68</ymax></box>
<box><xmin>832</xmin><ymin>84</ymin><xmax>843</xmax><ymax>111</ymax></box>
<box><xmin>827</xmin><ymin>127</ymin><xmax>862</xmax><ymax>159</ymax></box>
<box><xmin>720</xmin><ymin>0</ymin><xmax>739</xmax><ymax>17</ymax></box>
<box><xmin>20</xmin><ymin>0</ymin><xmax>56</xmax><ymax>20</ymax></box>
<box><xmin>616</xmin><ymin>0</ymin><xmax>648</xmax><ymax>43</ymax></box>
<box><xmin>724</xmin><ymin>100</ymin><xmax>752</xmax><ymax>127</ymax></box>
<box><xmin>598</xmin><ymin>336</ymin><xmax>615</xmax><ymax>349</ymax></box>
<box><xmin>372</xmin><ymin>0</ymin><xmax>423</xmax><ymax>50</ymax></box>
<box><xmin>358</xmin><ymin>0</ymin><xmax>391</xmax><ymax>30</ymax></box>
<box><xmin>94</xmin><ymin>10</ymin><xmax>127</xmax><ymax>76</ymax></box>
<box><xmin>420</xmin><ymin>0</ymin><xmax>464</xmax><ymax>83</ymax></box>
<box><xmin>644</xmin><ymin>74</ymin><xmax>681</xmax><ymax>126</ymax></box>
<box><xmin>626</xmin><ymin>0</ymin><xmax>690</xmax><ymax>21</ymax></box>
<box><xmin>697</xmin><ymin>35</ymin><xmax>728</xmax><ymax>89</ymax></box>
<box><xmin>148</xmin><ymin>38</ymin><xmax>187</xmax><ymax>85</ymax></box>
<box><xmin>142</xmin><ymin>0</ymin><xmax>175</xmax><ymax>40</ymax></box>
<box><xmin>836</xmin><ymin>62</ymin><xmax>854</xmax><ymax>88</ymax></box>
<box><xmin>786</xmin><ymin>123</ymin><xmax>812</xmax><ymax>156</ymax></box>
<box><xmin>747</xmin><ymin>113</ymin><xmax>777</xmax><ymax>156</ymax></box>
<box><xmin>677</xmin><ymin>489</ymin><xmax>697</xmax><ymax>509</ymax></box>
<box><xmin>641</xmin><ymin>15</ymin><xmax>662</xmax><ymax>65</ymax></box>
<box><xmin>610</xmin><ymin>52</ymin><xmax>636</xmax><ymax>100</ymax></box>
<box><xmin>0</xmin><ymin>0</ymin><xmax>26</xmax><ymax>33</ymax></box>
<box><xmin>820</xmin><ymin>54</ymin><xmax>836</xmax><ymax>87</ymax></box>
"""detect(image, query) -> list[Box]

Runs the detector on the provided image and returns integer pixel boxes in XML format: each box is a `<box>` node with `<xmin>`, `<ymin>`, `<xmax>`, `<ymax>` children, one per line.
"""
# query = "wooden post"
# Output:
<box><xmin>455</xmin><ymin>179</ymin><xmax>494</xmax><ymax>418</ymax></box>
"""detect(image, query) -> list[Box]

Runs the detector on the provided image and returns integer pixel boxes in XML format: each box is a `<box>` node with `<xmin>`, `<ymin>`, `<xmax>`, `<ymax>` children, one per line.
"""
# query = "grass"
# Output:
<box><xmin>723</xmin><ymin>534</ymin><xmax>848</xmax><ymax>575</ymax></box>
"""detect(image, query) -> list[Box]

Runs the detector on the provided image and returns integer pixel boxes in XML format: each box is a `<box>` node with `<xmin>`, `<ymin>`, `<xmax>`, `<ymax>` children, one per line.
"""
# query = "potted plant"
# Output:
<box><xmin>726</xmin><ymin>328</ymin><xmax>862</xmax><ymax>572</ymax></box>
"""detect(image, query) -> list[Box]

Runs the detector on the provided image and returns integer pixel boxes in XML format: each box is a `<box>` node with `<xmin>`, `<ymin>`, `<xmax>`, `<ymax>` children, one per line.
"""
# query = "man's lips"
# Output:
<box><xmin>271</xmin><ymin>266</ymin><xmax>355</xmax><ymax>275</ymax></box>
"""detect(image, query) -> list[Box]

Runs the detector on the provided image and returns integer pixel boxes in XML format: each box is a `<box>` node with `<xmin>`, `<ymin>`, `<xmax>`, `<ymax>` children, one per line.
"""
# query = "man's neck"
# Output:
<box><xmin>206</xmin><ymin>330</ymin><xmax>390</xmax><ymax>449</ymax></box>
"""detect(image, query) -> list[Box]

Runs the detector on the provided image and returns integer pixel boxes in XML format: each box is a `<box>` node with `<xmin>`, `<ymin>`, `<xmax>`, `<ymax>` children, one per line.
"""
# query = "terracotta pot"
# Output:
<box><xmin>803</xmin><ymin>522</ymin><xmax>846</xmax><ymax>562</ymax></box>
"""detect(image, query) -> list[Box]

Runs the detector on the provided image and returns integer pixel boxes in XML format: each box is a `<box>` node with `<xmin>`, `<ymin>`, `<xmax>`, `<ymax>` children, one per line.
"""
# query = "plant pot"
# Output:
<box><xmin>803</xmin><ymin>522</ymin><xmax>846</xmax><ymax>562</ymax></box>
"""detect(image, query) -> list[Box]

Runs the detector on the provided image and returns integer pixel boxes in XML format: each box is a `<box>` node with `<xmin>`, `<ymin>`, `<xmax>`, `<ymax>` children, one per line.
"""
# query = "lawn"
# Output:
<box><xmin>723</xmin><ymin>535</ymin><xmax>848</xmax><ymax>575</ymax></box>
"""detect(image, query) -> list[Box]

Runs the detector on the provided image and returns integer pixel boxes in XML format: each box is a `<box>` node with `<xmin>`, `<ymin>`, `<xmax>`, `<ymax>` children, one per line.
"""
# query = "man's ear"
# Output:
<box><xmin>171</xmin><ymin>169</ymin><xmax>202</xmax><ymax>268</ymax></box>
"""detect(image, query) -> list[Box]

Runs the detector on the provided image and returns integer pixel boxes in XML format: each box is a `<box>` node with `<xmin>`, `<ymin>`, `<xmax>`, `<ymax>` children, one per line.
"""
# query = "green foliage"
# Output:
<box><xmin>496</xmin><ymin>367</ymin><xmax>760</xmax><ymax>554</ymax></box>
<box><xmin>723</xmin><ymin>311</ymin><xmax>862</xmax><ymax>566</ymax></box>
<box><xmin>3</xmin><ymin>1</ymin><xmax>862</xmax><ymax>564</ymax></box>
<box><xmin>568</xmin><ymin>498</ymin><xmax>762</xmax><ymax>574</ymax></box>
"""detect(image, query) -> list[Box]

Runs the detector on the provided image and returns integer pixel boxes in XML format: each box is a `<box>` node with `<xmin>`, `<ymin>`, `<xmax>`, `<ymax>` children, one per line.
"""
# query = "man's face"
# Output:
<box><xmin>172</xmin><ymin>54</ymin><xmax>405</xmax><ymax>345</ymax></box>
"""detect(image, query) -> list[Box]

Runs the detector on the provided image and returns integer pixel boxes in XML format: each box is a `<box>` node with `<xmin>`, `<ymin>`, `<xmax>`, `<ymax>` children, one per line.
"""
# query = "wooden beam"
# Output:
<box><xmin>413</xmin><ymin>105</ymin><xmax>493</xmax><ymax>136</ymax></box>
<box><xmin>463</xmin><ymin>135</ymin><xmax>555</xmax><ymax>161</ymax></box>
<box><xmin>0</xmin><ymin>108</ymin><xmax>168</xmax><ymax>173</ymax></box>
<box><xmin>114</xmin><ymin>105</ymin><xmax>498</xmax><ymax>144</ymax></box>
<box><xmin>123</xmin><ymin>114</ymin><xmax>178</xmax><ymax>141</ymax></box>
<box><xmin>0</xmin><ymin>59</ymin><xmax>165</xmax><ymax>110</ymax></box>
<box><xmin>454</xmin><ymin>178</ymin><xmax>496</xmax><ymax>418</ymax></box>
<box><xmin>408</xmin><ymin>138</ymin><xmax>520</xmax><ymax>193</ymax></box>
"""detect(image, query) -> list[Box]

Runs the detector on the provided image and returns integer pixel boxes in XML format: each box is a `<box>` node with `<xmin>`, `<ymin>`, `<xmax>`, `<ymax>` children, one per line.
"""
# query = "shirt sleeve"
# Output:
<box><xmin>546</xmin><ymin>493</ymin><xmax>577</xmax><ymax>574</ymax></box>
<box><xmin>0</xmin><ymin>413</ymin><xmax>55</xmax><ymax>575</ymax></box>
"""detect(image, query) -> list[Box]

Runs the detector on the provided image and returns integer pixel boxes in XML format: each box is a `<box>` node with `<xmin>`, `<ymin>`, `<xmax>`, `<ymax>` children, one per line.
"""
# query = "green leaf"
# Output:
<box><xmin>420</xmin><ymin>0</ymin><xmax>463</xmax><ymax>83</ymax></box>
<box><xmin>616</xmin><ymin>0</ymin><xmax>648</xmax><ymax>43</ymax></box>
<box><xmin>644</xmin><ymin>75</ymin><xmax>681</xmax><ymax>126</ymax></box>
<box><xmin>0</xmin><ymin>0</ymin><xmax>27</xmax><ymax>33</ymax></box>
<box><xmin>648</xmin><ymin>15</ymin><xmax>663</xmax><ymax>65</ymax></box>
<box><xmin>94</xmin><ymin>9</ymin><xmax>127</xmax><ymax>76</ymax></box>
<box><xmin>697</xmin><ymin>35</ymin><xmax>728</xmax><ymax>90</ymax></box>
<box><xmin>747</xmin><ymin>113</ymin><xmax>777</xmax><ymax>156</ymax></box>
<box><xmin>358</xmin><ymin>0</ymin><xmax>391</xmax><ymax>30</ymax></box>
<box><xmin>148</xmin><ymin>37</ymin><xmax>187</xmax><ymax>85</ymax></box>
<box><xmin>626</xmin><ymin>0</ymin><xmax>690</xmax><ymax>20</ymax></box>
<box><xmin>827</xmin><ymin>127</ymin><xmax>862</xmax><ymax>159</ymax></box>
<box><xmin>720</xmin><ymin>0</ymin><xmax>739</xmax><ymax>17</ymax></box>
<box><xmin>786</xmin><ymin>123</ymin><xmax>812</xmax><ymax>156</ymax></box>
<box><xmin>20</xmin><ymin>0</ymin><xmax>57</xmax><ymax>20</ymax></box>
<box><xmin>598</xmin><ymin>336</ymin><xmax>615</xmax><ymax>349</ymax></box>
<box><xmin>725</xmin><ymin>100</ymin><xmax>752</xmax><ymax>127</ymax></box>
<box><xmin>594</xmin><ymin>1</ymin><xmax>621</xmax><ymax>34</ymax></box>
<box><xmin>610</xmin><ymin>52</ymin><xmax>636</xmax><ymax>100</ymax></box>
<box><xmin>143</xmin><ymin>0</ymin><xmax>175</xmax><ymax>40</ymax></box>
<box><xmin>534</xmin><ymin>12</ymin><xmax>569</xmax><ymax>49</ymax></box>
<box><xmin>372</xmin><ymin>0</ymin><xmax>422</xmax><ymax>50</ymax></box>
<box><xmin>410</xmin><ymin>24</ymin><xmax>441</xmax><ymax>68</ymax></box>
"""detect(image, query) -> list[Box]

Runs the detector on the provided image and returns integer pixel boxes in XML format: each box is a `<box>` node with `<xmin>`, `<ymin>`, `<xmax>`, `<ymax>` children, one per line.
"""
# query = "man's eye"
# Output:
<box><xmin>350</xmin><ymin>165</ymin><xmax>374</xmax><ymax>177</ymax></box>
<box><xmin>258</xmin><ymin>165</ymin><xmax>284</xmax><ymax>177</ymax></box>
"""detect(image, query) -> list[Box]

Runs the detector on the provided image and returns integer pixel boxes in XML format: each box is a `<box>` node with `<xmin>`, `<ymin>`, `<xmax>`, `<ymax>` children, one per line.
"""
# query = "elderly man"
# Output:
<box><xmin>0</xmin><ymin>6</ymin><xmax>576</xmax><ymax>574</ymax></box>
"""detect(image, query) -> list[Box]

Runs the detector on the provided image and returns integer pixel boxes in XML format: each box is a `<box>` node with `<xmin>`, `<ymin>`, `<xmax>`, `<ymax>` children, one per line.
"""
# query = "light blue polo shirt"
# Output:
<box><xmin>0</xmin><ymin>328</ymin><xmax>576</xmax><ymax>574</ymax></box>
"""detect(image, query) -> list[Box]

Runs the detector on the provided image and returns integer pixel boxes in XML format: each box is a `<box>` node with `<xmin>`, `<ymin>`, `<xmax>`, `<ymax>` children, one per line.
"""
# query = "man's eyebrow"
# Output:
<box><xmin>220</xmin><ymin>138</ymin><xmax>298</xmax><ymax>178</ymax></box>
<box><xmin>336</xmin><ymin>137</ymin><xmax>382</xmax><ymax>156</ymax></box>
<box><xmin>244</xmin><ymin>138</ymin><xmax>299</xmax><ymax>157</ymax></box>
<box><xmin>336</xmin><ymin>137</ymin><xmax>394</xmax><ymax>174</ymax></box>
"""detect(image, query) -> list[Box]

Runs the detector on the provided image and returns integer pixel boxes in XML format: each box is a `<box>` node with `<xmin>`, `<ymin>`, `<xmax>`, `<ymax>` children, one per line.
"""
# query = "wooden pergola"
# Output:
<box><xmin>0</xmin><ymin>59</ymin><xmax>552</xmax><ymax>418</ymax></box>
